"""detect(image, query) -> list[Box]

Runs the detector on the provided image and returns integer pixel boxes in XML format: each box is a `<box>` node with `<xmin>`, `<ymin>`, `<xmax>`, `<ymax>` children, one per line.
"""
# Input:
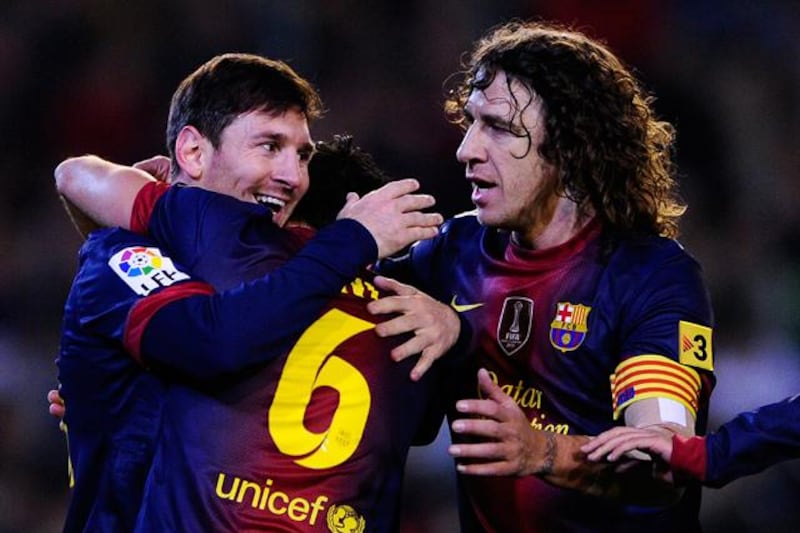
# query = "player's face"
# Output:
<box><xmin>203</xmin><ymin>108</ymin><xmax>314</xmax><ymax>227</ymax></box>
<box><xmin>456</xmin><ymin>70</ymin><xmax>560</xmax><ymax>240</ymax></box>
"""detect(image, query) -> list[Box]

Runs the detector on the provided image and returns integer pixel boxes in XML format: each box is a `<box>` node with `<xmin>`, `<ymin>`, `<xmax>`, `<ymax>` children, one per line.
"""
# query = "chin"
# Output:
<box><xmin>475</xmin><ymin>210</ymin><xmax>497</xmax><ymax>227</ymax></box>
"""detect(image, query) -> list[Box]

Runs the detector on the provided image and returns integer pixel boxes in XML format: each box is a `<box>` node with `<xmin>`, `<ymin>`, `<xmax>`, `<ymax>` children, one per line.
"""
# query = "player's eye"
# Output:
<box><xmin>262</xmin><ymin>142</ymin><xmax>279</xmax><ymax>154</ymax></box>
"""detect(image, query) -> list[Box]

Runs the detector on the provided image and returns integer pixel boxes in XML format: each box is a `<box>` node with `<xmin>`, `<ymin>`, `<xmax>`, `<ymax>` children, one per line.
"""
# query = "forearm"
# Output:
<box><xmin>55</xmin><ymin>155</ymin><xmax>153</xmax><ymax>229</ymax></box>
<box><xmin>129</xmin><ymin>219</ymin><xmax>378</xmax><ymax>380</ymax></box>
<box><xmin>535</xmin><ymin>431</ymin><xmax>680</xmax><ymax>505</ymax></box>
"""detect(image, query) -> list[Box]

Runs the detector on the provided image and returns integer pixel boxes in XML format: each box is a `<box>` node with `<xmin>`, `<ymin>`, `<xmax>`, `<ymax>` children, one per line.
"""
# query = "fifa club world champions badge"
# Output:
<box><xmin>497</xmin><ymin>296</ymin><xmax>533</xmax><ymax>356</ymax></box>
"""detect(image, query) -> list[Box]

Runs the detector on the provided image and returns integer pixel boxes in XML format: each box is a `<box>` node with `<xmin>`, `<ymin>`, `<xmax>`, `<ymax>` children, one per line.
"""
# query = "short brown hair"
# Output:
<box><xmin>166</xmin><ymin>53</ymin><xmax>323</xmax><ymax>175</ymax></box>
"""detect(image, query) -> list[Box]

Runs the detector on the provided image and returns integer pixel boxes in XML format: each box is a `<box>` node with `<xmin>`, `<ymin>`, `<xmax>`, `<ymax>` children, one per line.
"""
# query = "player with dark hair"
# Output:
<box><xmin>583</xmin><ymin>394</ymin><xmax>800</xmax><ymax>488</ymax></box>
<box><xmin>375</xmin><ymin>20</ymin><xmax>715</xmax><ymax>532</ymax></box>
<box><xmin>54</xmin><ymin>52</ymin><xmax>443</xmax><ymax>532</ymax></box>
<box><xmin>57</xmin><ymin>133</ymin><xmax>455</xmax><ymax>531</ymax></box>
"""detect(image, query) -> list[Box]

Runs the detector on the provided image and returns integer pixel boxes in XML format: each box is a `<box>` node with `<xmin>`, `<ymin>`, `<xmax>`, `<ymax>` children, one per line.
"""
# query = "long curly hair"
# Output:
<box><xmin>445</xmin><ymin>21</ymin><xmax>685</xmax><ymax>238</ymax></box>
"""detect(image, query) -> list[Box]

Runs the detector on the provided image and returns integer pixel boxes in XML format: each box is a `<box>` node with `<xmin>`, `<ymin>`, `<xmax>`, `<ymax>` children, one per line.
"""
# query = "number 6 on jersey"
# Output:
<box><xmin>268</xmin><ymin>309</ymin><xmax>373</xmax><ymax>469</ymax></box>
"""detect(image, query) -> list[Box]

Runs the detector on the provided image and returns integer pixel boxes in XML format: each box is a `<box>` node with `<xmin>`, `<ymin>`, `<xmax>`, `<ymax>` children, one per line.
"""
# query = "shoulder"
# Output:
<box><xmin>440</xmin><ymin>210</ymin><xmax>482</xmax><ymax>236</ymax></box>
<box><xmin>418</xmin><ymin>210</ymin><xmax>484</xmax><ymax>253</ymax></box>
<box><xmin>603</xmin><ymin>233</ymin><xmax>711</xmax><ymax>316</ymax></box>
<box><xmin>608</xmin><ymin>233</ymin><xmax>702</xmax><ymax>277</ymax></box>
<box><xmin>82</xmin><ymin>227</ymin><xmax>158</xmax><ymax>257</ymax></box>
<box><xmin>159</xmin><ymin>185</ymin><xmax>269</xmax><ymax>221</ymax></box>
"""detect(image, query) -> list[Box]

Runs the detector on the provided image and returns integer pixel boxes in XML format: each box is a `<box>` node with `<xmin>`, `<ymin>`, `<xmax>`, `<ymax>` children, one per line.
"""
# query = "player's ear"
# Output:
<box><xmin>174</xmin><ymin>125</ymin><xmax>210</xmax><ymax>181</ymax></box>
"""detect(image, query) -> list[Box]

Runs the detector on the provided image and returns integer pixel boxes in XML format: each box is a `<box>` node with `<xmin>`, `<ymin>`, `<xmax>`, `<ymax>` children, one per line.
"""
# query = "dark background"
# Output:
<box><xmin>1</xmin><ymin>1</ymin><xmax>799</xmax><ymax>531</ymax></box>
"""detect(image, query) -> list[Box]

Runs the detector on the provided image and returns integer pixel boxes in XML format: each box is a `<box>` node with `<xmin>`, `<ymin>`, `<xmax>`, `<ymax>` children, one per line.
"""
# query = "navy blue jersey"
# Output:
<box><xmin>125</xmin><ymin>184</ymin><xmax>379</xmax><ymax>381</ymax></box>
<box><xmin>124</xmin><ymin>184</ymin><xmax>447</xmax><ymax>531</ymax></box>
<box><xmin>56</xmin><ymin>182</ymin><xmax>383</xmax><ymax>532</ymax></box>
<box><xmin>673</xmin><ymin>394</ymin><xmax>800</xmax><ymax>487</ymax></box>
<box><xmin>378</xmin><ymin>214</ymin><xmax>715</xmax><ymax>533</ymax></box>
<box><xmin>57</xmin><ymin>228</ymin><xmax>199</xmax><ymax>532</ymax></box>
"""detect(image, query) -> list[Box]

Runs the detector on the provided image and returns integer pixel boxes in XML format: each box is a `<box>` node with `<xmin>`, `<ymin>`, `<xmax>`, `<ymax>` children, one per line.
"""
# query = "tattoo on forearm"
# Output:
<box><xmin>537</xmin><ymin>433</ymin><xmax>556</xmax><ymax>476</ymax></box>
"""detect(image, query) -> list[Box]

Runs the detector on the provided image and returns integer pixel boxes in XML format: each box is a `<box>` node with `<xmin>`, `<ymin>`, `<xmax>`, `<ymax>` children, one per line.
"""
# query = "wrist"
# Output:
<box><xmin>670</xmin><ymin>434</ymin><xmax>706</xmax><ymax>482</ymax></box>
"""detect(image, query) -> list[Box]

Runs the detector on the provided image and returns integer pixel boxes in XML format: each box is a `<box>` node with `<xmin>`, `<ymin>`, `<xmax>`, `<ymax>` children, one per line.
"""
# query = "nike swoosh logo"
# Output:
<box><xmin>450</xmin><ymin>295</ymin><xmax>484</xmax><ymax>313</ymax></box>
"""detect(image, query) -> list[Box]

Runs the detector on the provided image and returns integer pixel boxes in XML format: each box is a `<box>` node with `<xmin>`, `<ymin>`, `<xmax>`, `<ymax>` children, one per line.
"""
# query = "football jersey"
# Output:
<box><xmin>124</xmin><ymin>183</ymin><xmax>380</xmax><ymax>380</ymax></box>
<box><xmin>378</xmin><ymin>213</ymin><xmax>715</xmax><ymax>533</ymax></box>
<box><xmin>57</xmin><ymin>228</ymin><xmax>196</xmax><ymax>532</ymax></box>
<box><xmin>127</xmin><ymin>184</ymin><xmax>447</xmax><ymax>532</ymax></box>
<box><xmin>56</xmin><ymin>182</ymin><xmax>386</xmax><ymax>532</ymax></box>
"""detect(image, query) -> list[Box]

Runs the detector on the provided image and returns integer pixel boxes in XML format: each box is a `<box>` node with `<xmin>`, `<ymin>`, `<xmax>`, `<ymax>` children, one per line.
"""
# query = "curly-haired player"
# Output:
<box><xmin>376</xmin><ymin>20</ymin><xmax>715</xmax><ymax>532</ymax></box>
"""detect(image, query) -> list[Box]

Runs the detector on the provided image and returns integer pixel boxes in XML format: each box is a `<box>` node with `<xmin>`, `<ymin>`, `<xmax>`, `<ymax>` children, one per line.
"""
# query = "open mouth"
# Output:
<box><xmin>469</xmin><ymin>177</ymin><xmax>495</xmax><ymax>191</ymax></box>
<box><xmin>254</xmin><ymin>193</ymin><xmax>286</xmax><ymax>215</ymax></box>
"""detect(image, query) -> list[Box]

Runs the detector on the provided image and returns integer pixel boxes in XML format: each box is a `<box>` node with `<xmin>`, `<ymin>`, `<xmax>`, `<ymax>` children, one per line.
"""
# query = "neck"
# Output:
<box><xmin>512</xmin><ymin>197</ymin><xmax>593</xmax><ymax>249</ymax></box>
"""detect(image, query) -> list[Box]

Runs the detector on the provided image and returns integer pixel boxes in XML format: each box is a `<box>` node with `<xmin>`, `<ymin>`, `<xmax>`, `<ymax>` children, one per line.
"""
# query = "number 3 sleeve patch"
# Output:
<box><xmin>679</xmin><ymin>321</ymin><xmax>713</xmax><ymax>371</ymax></box>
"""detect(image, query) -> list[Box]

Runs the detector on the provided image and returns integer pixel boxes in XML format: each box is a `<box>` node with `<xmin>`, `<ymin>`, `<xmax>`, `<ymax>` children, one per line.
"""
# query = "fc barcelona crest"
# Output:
<box><xmin>549</xmin><ymin>302</ymin><xmax>591</xmax><ymax>352</ymax></box>
<box><xmin>497</xmin><ymin>297</ymin><xmax>533</xmax><ymax>356</ymax></box>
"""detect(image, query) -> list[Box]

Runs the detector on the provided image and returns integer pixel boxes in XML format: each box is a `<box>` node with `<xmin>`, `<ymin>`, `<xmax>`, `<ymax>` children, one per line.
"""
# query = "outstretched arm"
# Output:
<box><xmin>132</xmin><ymin>179</ymin><xmax>445</xmax><ymax>380</ymax></box>
<box><xmin>449</xmin><ymin>368</ymin><xmax>684</xmax><ymax>505</ymax></box>
<box><xmin>584</xmin><ymin>394</ymin><xmax>800</xmax><ymax>488</ymax></box>
<box><xmin>127</xmin><ymin>219</ymin><xmax>379</xmax><ymax>381</ymax></box>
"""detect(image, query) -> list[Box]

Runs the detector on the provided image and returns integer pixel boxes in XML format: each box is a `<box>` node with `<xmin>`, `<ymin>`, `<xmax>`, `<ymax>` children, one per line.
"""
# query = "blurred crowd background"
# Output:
<box><xmin>1</xmin><ymin>1</ymin><xmax>799</xmax><ymax>531</ymax></box>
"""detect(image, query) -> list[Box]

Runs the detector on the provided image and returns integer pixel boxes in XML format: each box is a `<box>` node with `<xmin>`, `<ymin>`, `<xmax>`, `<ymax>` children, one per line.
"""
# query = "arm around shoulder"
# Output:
<box><xmin>55</xmin><ymin>155</ymin><xmax>155</xmax><ymax>230</ymax></box>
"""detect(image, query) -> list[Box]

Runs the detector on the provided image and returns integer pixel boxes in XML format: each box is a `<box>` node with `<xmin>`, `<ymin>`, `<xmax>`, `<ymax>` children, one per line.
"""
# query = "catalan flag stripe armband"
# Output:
<box><xmin>610</xmin><ymin>355</ymin><xmax>701</xmax><ymax>420</ymax></box>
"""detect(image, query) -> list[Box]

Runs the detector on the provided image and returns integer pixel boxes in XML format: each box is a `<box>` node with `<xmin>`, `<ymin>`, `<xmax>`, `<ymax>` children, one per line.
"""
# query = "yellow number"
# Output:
<box><xmin>268</xmin><ymin>308</ymin><xmax>373</xmax><ymax>469</ymax></box>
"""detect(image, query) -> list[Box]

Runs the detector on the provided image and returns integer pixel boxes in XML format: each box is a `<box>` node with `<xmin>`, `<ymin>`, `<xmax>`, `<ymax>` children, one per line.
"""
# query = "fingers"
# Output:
<box><xmin>388</xmin><ymin>334</ymin><xmax>427</xmax><ymax>359</ymax></box>
<box><xmin>393</xmin><ymin>192</ymin><xmax>437</xmax><ymax>213</ymax></box>
<box><xmin>370</xmin><ymin>304</ymin><xmax>414</xmax><ymax>334</ymax></box>
<box><xmin>337</xmin><ymin>178</ymin><xmax>442</xmax><ymax>258</ymax></box>
<box><xmin>454</xmin><ymin>460</ymin><xmax>515</xmax><ymax>476</ymax></box>
<box><xmin>593</xmin><ymin>440</ymin><xmax>642</xmax><ymax>462</ymax></box>
<box><xmin>581</xmin><ymin>427</ymin><xmax>668</xmax><ymax>462</ymax></box>
<box><xmin>368</xmin><ymin>284</ymin><xmax>459</xmax><ymax>380</ymax></box>
<box><xmin>581</xmin><ymin>426</ymin><xmax>629</xmax><ymax>453</ymax></box>
<box><xmin>476</xmin><ymin>368</ymin><xmax>511</xmax><ymax>405</ymax></box>
<box><xmin>373</xmin><ymin>178</ymin><xmax>421</xmax><ymax>197</ymax></box>
<box><xmin>132</xmin><ymin>155</ymin><xmax>171</xmax><ymax>181</ymax></box>
<box><xmin>449</xmin><ymin>441</ymin><xmax>504</xmax><ymax>461</ymax></box>
<box><xmin>399</xmin><ymin>225</ymin><xmax>440</xmax><ymax>246</ymax></box>
<box><xmin>372</xmin><ymin>276</ymin><xmax>417</xmax><ymax>297</ymax></box>
<box><xmin>582</xmin><ymin>427</ymin><xmax>637</xmax><ymax>460</ymax></box>
<box><xmin>47</xmin><ymin>389</ymin><xmax>63</xmax><ymax>405</ymax></box>
<box><xmin>451</xmin><ymin>416</ymin><xmax>502</xmax><ymax>440</ymax></box>
<box><xmin>47</xmin><ymin>389</ymin><xmax>66</xmax><ymax>420</ymax></box>
<box><xmin>449</xmin><ymin>442</ymin><xmax>518</xmax><ymax>476</ymax></box>
<box><xmin>50</xmin><ymin>403</ymin><xmax>66</xmax><ymax>419</ymax></box>
<box><xmin>396</xmin><ymin>210</ymin><xmax>443</xmax><ymax>228</ymax></box>
<box><xmin>390</xmin><ymin>335</ymin><xmax>447</xmax><ymax>377</ymax></box>
<box><xmin>409</xmin><ymin>348</ymin><xmax>436</xmax><ymax>381</ymax></box>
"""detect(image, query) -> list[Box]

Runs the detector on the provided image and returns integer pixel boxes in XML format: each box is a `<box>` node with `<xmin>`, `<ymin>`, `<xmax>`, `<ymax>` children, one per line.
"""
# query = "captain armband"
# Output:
<box><xmin>610</xmin><ymin>355</ymin><xmax>701</xmax><ymax>421</ymax></box>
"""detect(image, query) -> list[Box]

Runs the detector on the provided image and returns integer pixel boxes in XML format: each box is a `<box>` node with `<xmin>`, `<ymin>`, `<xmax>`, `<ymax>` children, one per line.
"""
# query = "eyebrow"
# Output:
<box><xmin>251</xmin><ymin>132</ymin><xmax>285</xmax><ymax>145</ymax></box>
